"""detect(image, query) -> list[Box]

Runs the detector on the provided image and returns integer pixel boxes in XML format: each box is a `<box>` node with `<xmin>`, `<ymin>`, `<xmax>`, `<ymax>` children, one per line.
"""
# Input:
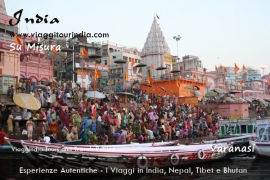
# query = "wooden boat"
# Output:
<box><xmin>2</xmin><ymin>138</ymin><xmax>83</xmax><ymax>151</ymax></box>
<box><xmin>249</xmin><ymin>119</ymin><xmax>270</xmax><ymax>157</ymax></box>
<box><xmin>4</xmin><ymin>137</ymin><xmax>178</xmax><ymax>150</ymax></box>
<box><xmin>4</xmin><ymin>137</ymin><xmax>231</xmax><ymax>172</ymax></box>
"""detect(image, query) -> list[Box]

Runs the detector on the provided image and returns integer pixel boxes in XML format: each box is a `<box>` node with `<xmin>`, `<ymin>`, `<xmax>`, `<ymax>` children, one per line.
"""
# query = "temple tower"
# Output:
<box><xmin>0</xmin><ymin>0</ymin><xmax>7</xmax><ymax>15</ymax></box>
<box><xmin>141</xmin><ymin>17</ymin><xmax>171</xmax><ymax>80</ymax></box>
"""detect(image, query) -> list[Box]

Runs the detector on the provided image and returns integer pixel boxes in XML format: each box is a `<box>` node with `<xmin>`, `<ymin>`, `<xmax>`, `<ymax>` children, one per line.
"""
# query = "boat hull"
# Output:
<box><xmin>249</xmin><ymin>141</ymin><xmax>270</xmax><ymax>157</ymax></box>
<box><xmin>11</xmin><ymin>140</ymin><xmax>231</xmax><ymax>173</ymax></box>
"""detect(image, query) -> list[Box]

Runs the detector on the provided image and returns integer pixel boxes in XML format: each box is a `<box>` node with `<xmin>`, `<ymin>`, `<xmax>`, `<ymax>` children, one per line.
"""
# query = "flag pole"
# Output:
<box><xmin>14</xmin><ymin>50</ymin><xmax>16</xmax><ymax>93</ymax></box>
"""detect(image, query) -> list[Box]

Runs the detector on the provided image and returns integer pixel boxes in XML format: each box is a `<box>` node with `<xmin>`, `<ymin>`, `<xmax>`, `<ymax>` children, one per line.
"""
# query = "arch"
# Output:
<box><xmin>29</xmin><ymin>76</ymin><xmax>38</xmax><ymax>83</ymax></box>
<box><xmin>40</xmin><ymin>77</ymin><xmax>49</xmax><ymax>82</ymax></box>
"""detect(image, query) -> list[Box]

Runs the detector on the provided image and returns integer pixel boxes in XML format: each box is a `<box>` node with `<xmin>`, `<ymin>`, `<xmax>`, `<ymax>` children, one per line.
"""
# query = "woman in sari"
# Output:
<box><xmin>50</xmin><ymin>119</ymin><xmax>58</xmax><ymax>138</ymax></box>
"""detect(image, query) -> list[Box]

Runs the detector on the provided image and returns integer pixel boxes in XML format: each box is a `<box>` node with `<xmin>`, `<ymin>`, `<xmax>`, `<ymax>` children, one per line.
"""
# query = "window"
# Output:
<box><xmin>105</xmin><ymin>60</ymin><xmax>107</xmax><ymax>65</ymax></box>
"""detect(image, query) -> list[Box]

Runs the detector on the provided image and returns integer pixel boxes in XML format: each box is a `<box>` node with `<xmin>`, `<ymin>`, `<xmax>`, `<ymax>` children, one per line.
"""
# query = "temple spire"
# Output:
<box><xmin>0</xmin><ymin>0</ymin><xmax>7</xmax><ymax>15</ymax></box>
<box><xmin>141</xmin><ymin>17</ymin><xmax>170</xmax><ymax>57</ymax></box>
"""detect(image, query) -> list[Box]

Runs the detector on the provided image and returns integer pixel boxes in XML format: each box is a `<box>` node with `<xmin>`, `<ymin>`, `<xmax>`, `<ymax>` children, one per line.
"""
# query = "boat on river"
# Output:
<box><xmin>249</xmin><ymin>119</ymin><xmax>270</xmax><ymax>157</ymax></box>
<box><xmin>4</xmin><ymin>137</ymin><xmax>231</xmax><ymax>172</ymax></box>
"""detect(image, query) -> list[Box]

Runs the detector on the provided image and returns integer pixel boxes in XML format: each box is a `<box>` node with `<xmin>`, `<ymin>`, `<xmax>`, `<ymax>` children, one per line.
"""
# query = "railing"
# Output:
<box><xmin>219</xmin><ymin>117</ymin><xmax>270</xmax><ymax>125</ymax></box>
<box><xmin>140</xmin><ymin>74</ymin><xmax>207</xmax><ymax>83</ymax></box>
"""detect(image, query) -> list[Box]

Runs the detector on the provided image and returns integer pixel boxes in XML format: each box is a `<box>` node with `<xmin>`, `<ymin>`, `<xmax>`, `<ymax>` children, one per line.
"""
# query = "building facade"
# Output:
<box><xmin>101</xmin><ymin>41</ymin><xmax>142</xmax><ymax>92</ymax></box>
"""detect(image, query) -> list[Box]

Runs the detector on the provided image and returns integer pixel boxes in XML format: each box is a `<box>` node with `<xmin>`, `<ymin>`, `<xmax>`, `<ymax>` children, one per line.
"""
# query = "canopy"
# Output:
<box><xmin>85</xmin><ymin>91</ymin><xmax>105</xmax><ymax>99</ymax></box>
<box><xmin>13</xmin><ymin>93</ymin><xmax>41</xmax><ymax>110</ymax></box>
<box><xmin>210</xmin><ymin>88</ymin><xmax>228</xmax><ymax>94</ymax></box>
<box><xmin>205</xmin><ymin>91</ymin><xmax>217</xmax><ymax>97</ymax></box>
<box><xmin>190</xmin><ymin>90</ymin><xmax>201</xmax><ymax>97</ymax></box>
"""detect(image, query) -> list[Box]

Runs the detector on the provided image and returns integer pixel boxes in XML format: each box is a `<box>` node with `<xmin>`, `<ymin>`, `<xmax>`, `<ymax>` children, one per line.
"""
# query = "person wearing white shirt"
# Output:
<box><xmin>43</xmin><ymin>133</ymin><xmax>51</xmax><ymax>143</ymax></box>
<box><xmin>30</xmin><ymin>91</ymin><xmax>34</xmax><ymax>96</ymax></box>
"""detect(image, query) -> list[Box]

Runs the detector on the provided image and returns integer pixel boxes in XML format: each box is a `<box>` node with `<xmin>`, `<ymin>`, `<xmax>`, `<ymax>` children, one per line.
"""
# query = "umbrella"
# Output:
<box><xmin>61</xmin><ymin>47</ymin><xmax>74</xmax><ymax>52</ymax></box>
<box><xmin>171</xmin><ymin>70</ymin><xmax>181</xmax><ymax>73</ymax></box>
<box><xmin>115</xmin><ymin>92</ymin><xmax>136</xmax><ymax>98</ymax></box>
<box><xmin>114</xmin><ymin>59</ymin><xmax>127</xmax><ymax>64</ymax></box>
<box><xmin>103</xmin><ymin>96</ymin><xmax>110</xmax><ymax>102</ymax></box>
<box><xmin>225</xmin><ymin>97</ymin><xmax>235</xmax><ymax>102</ymax></box>
<box><xmin>210</xmin><ymin>88</ymin><xmax>228</xmax><ymax>94</ymax></box>
<box><xmin>244</xmin><ymin>97</ymin><xmax>253</xmax><ymax>103</ymax></box>
<box><xmin>205</xmin><ymin>91</ymin><xmax>217</xmax><ymax>97</ymax></box>
<box><xmin>13</xmin><ymin>93</ymin><xmax>41</xmax><ymax>110</ymax></box>
<box><xmin>85</xmin><ymin>91</ymin><xmax>105</xmax><ymax>99</ymax></box>
<box><xmin>34</xmin><ymin>85</ymin><xmax>47</xmax><ymax>91</ymax></box>
<box><xmin>159</xmin><ymin>86</ymin><xmax>167</xmax><ymax>92</ymax></box>
<box><xmin>190</xmin><ymin>90</ymin><xmax>201</xmax><ymax>97</ymax></box>
<box><xmin>264</xmin><ymin>99</ymin><xmax>270</xmax><ymax>102</ymax></box>
<box><xmin>156</xmin><ymin>66</ymin><xmax>167</xmax><ymax>70</ymax></box>
<box><xmin>134</xmin><ymin>63</ymin><xmax>147</xmax><ymax>67</ymax></box>
<box><xmin>184</xmin><ymin>85</ymin><xmax>200</xmax><ymax>90</ymax></box>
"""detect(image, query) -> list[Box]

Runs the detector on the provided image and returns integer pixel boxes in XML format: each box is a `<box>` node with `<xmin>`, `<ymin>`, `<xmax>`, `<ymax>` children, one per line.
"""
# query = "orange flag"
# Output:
<box><xmin>150</xmin><ymin>64</ymin><xmax>154</xmax><ymax>70</ymax></box>
<box><xmin>94</xmin><ymin>68</ymin><xmax>100</xmax><ymax>79</ymax></box>
<box><xmin>81</xmin><ymin>48</ymin><xmax>88</xmax><ymax>57</ymax></box>
<box><xmin>234</xmin><ymin>63</ymin><xmax>240</xmax><ymax>72</ymax></box>
<box><xmin>14</xmin><ymin>34</ymin><xmax>22</xmax><ymax>45</ymax></box>
<box><xmin>242</xmin><ymin>65</ymin><xmax>246</xmax><ymax>71</ymax></box>
<box><xmin>131</xmin><ymin>58</ymin><xmax>135</xmax><ymax>66</ymax></box>
<box><xmin>168</xmin><ymin>68</ymin><xmax>171</xmax><ymax>74</ymax></box>
<box><xmin>193</xmin><ymin>73</ymin><xmax>196</xmax><ymax>79</ymax></box>
<box><xmin>147</xmin><ymin>75</ymin><xmax>153</xmax><ymax>84</ymax></box>
<box><xmin>220</xmin><ymin>64</ymin><xmax>223</xmax><ymax>69</ymax></box>
<box><xmin>52</xmin><ymin>43</ymin><xmax>58</xmax><ymax>53</ymax></box>
<box><xmin>215</xmin><ymin>65</ymin><xmax>218</xmax><ymax>71</ymax></box>
<box><xmin>224</xmin><ymin>67</ymin><xmax>227</xmax><ymax>72</ymax></box>
<box><xmin>125</xmin><ymin>72</ymin><xmax>129</xmax><ymax>81</ymax></box>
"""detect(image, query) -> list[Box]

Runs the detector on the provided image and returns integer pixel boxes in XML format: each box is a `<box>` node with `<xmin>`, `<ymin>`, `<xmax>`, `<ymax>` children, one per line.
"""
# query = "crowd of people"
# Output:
<box><xmin>0</xmin><ymin>80</ymin><xmax>224</xmax><ymax>145</ymax></box>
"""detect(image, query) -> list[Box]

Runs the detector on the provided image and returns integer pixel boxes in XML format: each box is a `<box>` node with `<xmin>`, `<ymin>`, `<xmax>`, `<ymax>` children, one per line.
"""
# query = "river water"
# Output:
<box><xmin>0</xmin><ymin>151</ymin><xmax>270</xmax><ymax>180</ymax></box>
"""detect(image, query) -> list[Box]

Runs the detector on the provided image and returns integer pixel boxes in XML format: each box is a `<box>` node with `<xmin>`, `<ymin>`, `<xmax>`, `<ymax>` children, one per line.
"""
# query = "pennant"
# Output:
<box><xmin>94</xmin><ymin>68</ymin><xmax>100</xmax><ymax>79</ymax></box>
<box><xmin>234</xmin><ymin>63</ymin><xmax>240</xmax><ymax>72</ymax></box>
<box><xmin>239</xmin><ymin>80</ymin><xmax>243</xmax><ymax>85</ymax></box>
<box><xmin>220</xmin><ymin>64</ymin><xmax>223</xmax><ymax>69</ymax></box>
<box><xmin>193</xmin><ymin>73</ymin><xmax>196</xmax><ymax>79</ymax></box>
<box><xmin>150</xmin><ymin>64</ymin><xmax>154</xmax><ymax>70</ymax></box>
<box><xmin>131</xmin><ymin>58</ymin><xmax>135</xmax><ymax>66</ymax></box>
<box><xmin>81</xmin><ymin>48</ymin><xmax>88</xmax><ymax>57</ymax></box>
<box><xmin>242</xmin><ymin>65</ymin><xmax>246</xmax><ymax>71</ymax></box>
<box><xmin>168</xmin><ymin>68</ymin><xmax>171</xmax><ymax>74</ymax></box>
<box><xmin>52</xmin><ymin>43</ymin><xmax>58</xmax><ymax>53</ymax></box>
<box><xmin>14</xmin><ymin>34</ymin><xmax>22</xmax><ymax>45</ymax></box>
<box><xmin>125</xmin><ymin>72</ymin><xmax>129</xmax><ymax>81</ymax></box>
<box><xmin>224</xmin><ymin>67</ymin><xmax>227</xmax><ymax>73</ymax></box>
<box><xmin>215</xmin><ymin>65</ymin><xmax>218</xmax><ymax>71</ymax></box>
<box><xmin>147</xmin><ymin>75</ymin><xmax>153</xmax><ymax>84</ymax></box>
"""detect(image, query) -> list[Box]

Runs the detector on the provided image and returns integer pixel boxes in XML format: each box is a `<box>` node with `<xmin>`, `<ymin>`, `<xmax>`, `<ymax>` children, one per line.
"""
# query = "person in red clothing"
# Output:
<box><xmin>0</xmin><ymin>127</ymin><xmax>5</xmax><ymax>145</ymax></box>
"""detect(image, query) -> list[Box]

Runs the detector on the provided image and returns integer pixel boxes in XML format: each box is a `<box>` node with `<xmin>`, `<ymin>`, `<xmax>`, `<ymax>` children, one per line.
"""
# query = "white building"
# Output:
<box><xmin>100</xmin><ymin>41</ymin><xmax>141</xmax><ymax>91</ymax></box>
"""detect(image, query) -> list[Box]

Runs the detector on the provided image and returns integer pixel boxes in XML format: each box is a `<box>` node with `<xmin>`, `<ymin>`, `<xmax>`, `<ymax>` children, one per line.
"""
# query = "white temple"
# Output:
<box><xmin>141</xmin><ymin>17</ymin><xmax>171</xmax><ymax>79</ymax></box>
<box><xmin>0</xmin><ymin>0</ymin><xmax>6</xmax><ymax>15</ymax></box>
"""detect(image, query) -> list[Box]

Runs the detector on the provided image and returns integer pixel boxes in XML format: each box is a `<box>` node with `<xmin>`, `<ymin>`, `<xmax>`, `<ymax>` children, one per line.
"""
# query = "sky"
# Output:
<box><xmin>5</xmin><ymin>0</ymin><xmax>270</xmax><ymax>75</ymax></box>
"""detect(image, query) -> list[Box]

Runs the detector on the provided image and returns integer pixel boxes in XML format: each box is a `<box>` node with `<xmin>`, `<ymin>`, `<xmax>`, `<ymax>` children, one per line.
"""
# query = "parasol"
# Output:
<box><xmin>190</xmin><ymin>90</ymin><xmax>201</xmax><ymax>97</ymax></box>
<box><xmin>184</xmin><ymin>85</ymin><xmax>200</xmax><ymax>90</ymax></box>
<box><xmin>33</xmin><ymin>85</ymin><xmax>47</xmax><ymax>91</ymax></box>
<box><xmin>13</xmin><ymin>93</ymin><xmax>41</xmax><ymax>110</ymax></box>
<box><xmin>210</xmin><ymin>88</ymin><xmax>228</xmax><ymax>94</ymax></box>
<box><xmin>205</xmin><ymin>91</ymin><xmax>217</xmax><ymax>97</ymax></box>
<box><xmin>115</xmin><ymin>92</ymin><xmax>136</xmax><ymax>98</ymax></box>
<box><xmin>159</xmin><ymin>86</ymin><xmax>167</xmax><ymax>92</ymax></box>
<box><xmin>171</xmin><ymin>70</ymin><xmax>181</xmax><ymax>73</ymax></box>
<box><xmin>134</xmin><ymin>63</ymin><xmax>147</xmax><ymax>68</ymax></box>
<box><xmin>85</xmin><ymin>91</ymin><xmax>105</xmax><ymax>99</ymax></box>
<box><xmin>156</xmin><ymin>66</ymin><xmax>167</xmax><ymax>70</ymax></box>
